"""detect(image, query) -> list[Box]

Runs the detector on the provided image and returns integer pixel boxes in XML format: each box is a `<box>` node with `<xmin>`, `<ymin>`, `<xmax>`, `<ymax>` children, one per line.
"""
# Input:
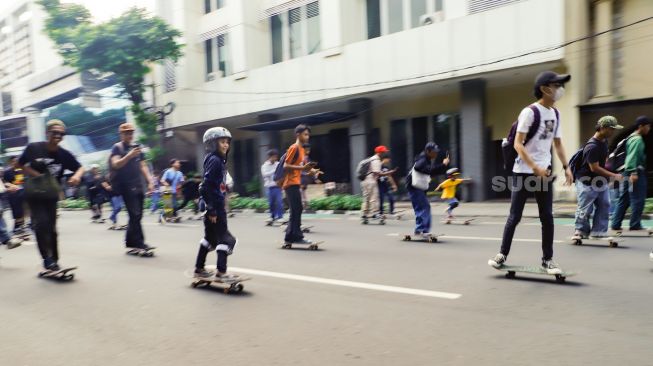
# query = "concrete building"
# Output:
<box><xmin>154</xmin><ymin>0</ymin><xmax>653</xmax><ymax>199</ymax></box>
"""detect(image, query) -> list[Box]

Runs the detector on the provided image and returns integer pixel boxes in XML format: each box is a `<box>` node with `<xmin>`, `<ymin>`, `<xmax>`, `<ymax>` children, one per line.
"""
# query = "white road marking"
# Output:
<box><xmin>226</xmin><ymin>267</ymin><xmax>461</xmax><ymax>300</ymax></box>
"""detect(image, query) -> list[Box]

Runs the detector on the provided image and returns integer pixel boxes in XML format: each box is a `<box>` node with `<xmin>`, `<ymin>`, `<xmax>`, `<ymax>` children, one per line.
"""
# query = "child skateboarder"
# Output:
<box><xmin>435</xmin><ymin>168</ymin><xmax>471</xmax><ymax>221</ymax></box>
<box><xmin>194</xmin><ymin>127</ymin><xmax>238</xmax><ymax>279</ymax></box>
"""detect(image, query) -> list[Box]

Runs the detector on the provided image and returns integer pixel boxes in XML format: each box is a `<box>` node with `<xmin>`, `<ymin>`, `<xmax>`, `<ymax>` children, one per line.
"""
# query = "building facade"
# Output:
<box><xmin>154</xmin><ymin>0</ymin><xmax>653</xmax><ymax>199</ymax></box>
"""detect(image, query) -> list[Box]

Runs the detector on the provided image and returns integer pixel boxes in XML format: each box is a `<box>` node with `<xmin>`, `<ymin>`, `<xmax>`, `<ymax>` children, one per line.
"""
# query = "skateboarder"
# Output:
<box><xmin>177</xmin><ymin>174</ymin><xmax>202</xmax><ymax>216</ymax></box>
<box><xmin>161</xmin><ymin>159</ymin><xmax>184</xmax><ymax>217</ymax></box>
<box><xmin>378</xmin><ymin>153</ymin><xmax>398</xmax><ymax>216</ymax></box>
<box><xmin>194</xmin><ymin>127</ymin><xmax>238</xmax><ymax>279</ymax></box>
<box><xmin>109</xmin><ymin>123</ymin><xmax>155</xmax><ymax>252</ymax></box>
<box><xmin>261</xmin><ymin>149</ymin><xmax>284</xmax><ymax>223</ymax></box>
<box><xmin>406</xmin><ymin>142</ymin><xmax>450</xmax><ymax>239</ymax></box>
<box><xmin>19</xmin><ymin>119</ymin><xmax>84</xmax><ymax>271</ymax></box>
<box><xmin>489</xmin><ymin>71</ymin><xmax>574</xmax><ymax>274</ymax></box>
<box><xmin>0</xmin><ymin>176</ymin><xmax>23</xmax><ymax>249</ymax></box>
<box><xmin>611</xmin><ymin>116</ymin><xmax>651</xmax><ymax>233</ymax></box>
<box><xmin>573</xmin><ymin>116</ymin><xmax>624</xmax><ymax>239</ymax></box>
<box><xmin>435</xmin><ymin>168</ymin><xmax>471</xmax><ymax>220</ymax></box>
<box><xmin>359</xmin><ymin>146</ymin><xmax>396</xmax><ymax>221</ymax></box>
<box><xmin>282</xmin><ymin>125</ymin><xmax>320</xmax><ymax>246</ymax></box>
<box><xmin>85</xmin><ymin>164</ymin><xmax>108</xmax><ymax>222</ymax></box>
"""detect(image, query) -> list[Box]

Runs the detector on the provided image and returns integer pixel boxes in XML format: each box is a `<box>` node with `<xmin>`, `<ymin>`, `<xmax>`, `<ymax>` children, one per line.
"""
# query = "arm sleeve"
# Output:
<box><xmin>18</xmin><ymin>144</ymin><xmax>34</xmax><ymax>166</ymax></box>
<box><xmin>413</xmin><ymin>156</ymin><xmax>430</xmax><ymax>174</ymax></box>
<box><xmin>201</xmin><ymin>156</ymin><xmax>224</xmax><ymax>215</ymax></box>
<box><xmin>63</xmin><ymin>150</ymin><xmax>82</xmax><ymax>172</ymax></box>
<box><xmin>516</xmin><ymin>108</ymin><xmax>534</xmax><ymax>134</ymax></box>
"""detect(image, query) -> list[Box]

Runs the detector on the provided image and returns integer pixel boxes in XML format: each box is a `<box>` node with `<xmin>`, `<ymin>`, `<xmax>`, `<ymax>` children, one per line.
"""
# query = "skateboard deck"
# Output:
<box><xmin>108</xmin><ymin>224</ymin><xmax>128</xmax><ymax>231</ymax></box>
<box><xmin>493</xmin><ymin>265</ymin><xmax>576</xmax><ymax>283</ymax></box>
<box><xmin>280</xmin><ymin>241</ymin><xmax>324</xmax><ymax>250</ymax></box>
<box><xmin>387</xmin><ymin>210</ymin><xmax>406</xmax><ymax>220</ymax></box>
<box><xmin>190</xmin><ymin>275</ymin><xmax>250</xmax><ymax>293</ymax></box>
<box><xmin>92</xmin><ymin>219</ymin><xmax>106</xmax><ymax>224</ymax></box>
<box><xmin>362</xmin><ymin>217</ymin><xmax>386</xmax><ymax>225</ymax></box>
<box><xmin>38</xmin><ymin>267</ymin><xmax>77</xmax><ymax>281</ymax></box>
<box><xmin>126</xmin><ymin>247</ymin><xmax>156</xmax><ymax>257</ymax></box>
<box><xmin>570</xmin><ymin>236</ymin><xmax>620</xmax><ymax>247</ymax></box>
<box><xmin>442</xmin><ymin>218</ymin><xmax>475</xmax><ymax>225</ymax></box>
<box><xmin>611</xmin><ymin>229</ymin><xmax>653</xmax><ymax>237</ymax></box>
<box><xmin>402</xmin><ymin>233</ymin><xmax>442</xmax><ymax>243</ymax></box>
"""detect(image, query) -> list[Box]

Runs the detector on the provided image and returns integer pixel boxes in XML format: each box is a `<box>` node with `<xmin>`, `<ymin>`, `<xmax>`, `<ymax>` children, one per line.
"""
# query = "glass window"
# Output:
<box><xmin>271</xmin><ymin>15</ymin><xmax>284</xmax><ymax>64</ymax></box>
<box><xmin>217</xmin><ymin>34</ymin><xmax>229</xmax><ymax>76</ymax></box>
<box><xmin>411</xmin><ymin>0</ymin><xmax>427</xmax><ymax>28</ymax></box>
<box><xmin>217</xmin><ymin>0</ymin><xmax>225</xmax><ymax>9</ymax></box>
<box><xmin>204</xmin><ymin>39</ymin><xmax>213</xmax><ymax>75</ymax></box>
<box><xmin>435</xmin><ymin>0</ymin><xmax>443</xmax><ymax>11</ymax></box>
<box><xmin>306</xmin><ymin>2</ymin><xmax>320</xmax><ymax>54</ymax></box>
<box><xmin>288</xmin><ymin>7</ymin><xmax>303</xmax><ymax>58</ymax></box>
<box><xmin>387</xmin><ymin>0</ymin><xmax>404</xmax><ymax>34</ymax></box>
<box><xmin>204</xmin><ymin>0</ymin><xmax>211</xmax><ymax>14</ymax></box>
<box><xmin>367</xmin><ymin>0</ymin><xmax>381</xmax><ymax>39</ymax></box>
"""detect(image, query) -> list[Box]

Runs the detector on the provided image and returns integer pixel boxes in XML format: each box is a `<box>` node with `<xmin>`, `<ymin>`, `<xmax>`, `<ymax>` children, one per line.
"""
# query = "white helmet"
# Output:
<box><xmin>203</xmin><ymin>127</ymin><xmax>232</xmax><ymax>144</ymax></box>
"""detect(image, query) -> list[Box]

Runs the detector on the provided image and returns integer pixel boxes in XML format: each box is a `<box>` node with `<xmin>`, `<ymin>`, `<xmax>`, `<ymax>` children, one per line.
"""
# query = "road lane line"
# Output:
<box><xmin>227</xmin><ymin>267</ymin><xmax>461</xmax><ymax>300</ymax></box>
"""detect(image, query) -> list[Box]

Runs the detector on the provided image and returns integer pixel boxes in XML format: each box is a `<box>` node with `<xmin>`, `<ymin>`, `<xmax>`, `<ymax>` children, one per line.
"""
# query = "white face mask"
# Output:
<box><xmin>553</xmin><ymin>86</ymin><xmax>565</xmax><ymax>101</ymax></box>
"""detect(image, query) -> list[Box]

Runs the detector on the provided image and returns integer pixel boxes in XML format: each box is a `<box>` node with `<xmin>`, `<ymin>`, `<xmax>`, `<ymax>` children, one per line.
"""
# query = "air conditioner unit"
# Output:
<box><xmin>420</xmin><ymin>11</ymin><xmax>445</xmax><ymax>26</ymax></box>
<box><xmin>206</xmin><ymin>70</ymin><xmax>224</xmax><ymax>81</ymax></box>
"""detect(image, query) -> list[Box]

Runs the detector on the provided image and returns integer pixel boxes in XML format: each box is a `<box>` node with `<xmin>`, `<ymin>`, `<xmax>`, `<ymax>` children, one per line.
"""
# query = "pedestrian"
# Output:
<box><xmin>150</xmin><ymin>170</ymin><xmax>162</xmax><ymax>214</ymax></box>
<box><xmin>18</xmin><ymin>119</ymin><xmax>84</xmax><ymax>272</ymax></box>
<box><xmin>378</xmin><ymin>153</ymin><xmax>398</xmax><ymax>216</ymax></box>
<box><xmin>108</xmin><ymin>123</ymin><xmax>155</xmax><ymax>252</ymax></box>
<box><xmin>3</xmin><ymin>156</ymin><xmax>27</xmax><ymax>235</ymax></box>
<box><xmin>406</xmin><ymin>142</ymin><xmax>449</xmax><ymax>239</ymax></box>
<box><xmin>177</xmin><ymin>174</ymin><xmax>202</xmax><ymax>216</ymax></box>
<box><xmin>359</xmin><ymin>146</ymin><xmax>395</xmax><ymax>220</ymax></box>
<box><xmin>85</xmin><ymin>164</ymin><xmax>107</xmax><ymax>222</ymax></box>
<box><xmin>571</xmin><ymin>116</ymin><xmax>624</xmax><ymax>239</ymax></box>
<box><xmin>611</xmin><ymin>116</ymin><xmax>651</xmax><ymax>232</ymax></box>
<box><xmin>282</xmin><ymin>124</ymin><xmax>320</xmax><ymax>246</ymax></box>
<box><xmin>194</xmin><ymin>127</ymin><xmax>238</xmax><ymax>279</ymax></box>
<box><xmin>161</xmin><ymin>159</ymin><xmax>184</xmax><ymax>216</ymax></box>
<box><xmin>435</xmin><ymin>168</ymin><xmax>471</xmax><ymax>221</ymax></box>
<box><xmin>489</xmin><ymin>71</ymin><xmax>574</xmax><ymax>274</ymax></box>
<box><xmin>261</xmin><ymin>149</ymin><xmax>284</xmax><ymax>223</ymax></box>
<box><xmin>104</xmin><ymin>174</ymin><xmax>124</xmax><ymax>230</ymax></box>
<box><xmin>0</xmin><ymin>176</ymin><xmax>23</xmax><ymax>249</ymax></box>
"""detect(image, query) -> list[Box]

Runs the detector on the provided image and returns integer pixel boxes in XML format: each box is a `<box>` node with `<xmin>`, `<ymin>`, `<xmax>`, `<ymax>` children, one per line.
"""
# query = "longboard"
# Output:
<box><xmin>38</xmin><ymin>267</ymin><xmax>77</xmax><ymax>281</ymax></box>
<box><xmin>126</xmin><ymin>247</ymin><xmax>156</xmax><ymax>257</ymax></box>
<box><xmin>402</xmin><ymin>233</ymin><xmax>442</xmax><ymax>243</ymax></box>
<box><xmin>611</xmin><ymin>229</ymin><xmax>653</xmax><ymax>237</ymax></box>
<box><xmin>570</xmin><ymin>235</ymin><xmax>620</xmax><ymax>248</ymax></box>
<box><xmin>280</xmin><ymin>241</ymin><xmax>324</xmax><ymax>250</ymax></box>
<box><xmin>387</xmin><ymin>210</ymin><xmax>407</xmax><ymax>221</ymax></box>
<box><xmin>493</xmin><ymin>265</ymin><xmax>576</xmax><ymax>283</ymax></box>
<box><xmin>191</xmin><ymin>274</ymin><xmax>250</xmax><ymax>293</ymax></box>
<box><xmin>91</xmin><ymin>219</ymin><xmax>106</xmax><ymax>224</ymax></box>
<box><xmin>442</xmin><ymin>218</ymin><xmax>475</xmax><ymax>225</ymax></box>
<box><xmin>362</xmin><ymin>217</ymin><xmax>385</xmax><ymax>225</ymax></box>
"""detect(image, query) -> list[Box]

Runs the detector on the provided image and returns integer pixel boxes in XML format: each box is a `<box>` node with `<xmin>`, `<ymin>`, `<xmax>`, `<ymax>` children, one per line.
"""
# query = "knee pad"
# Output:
<box><xmin>200</xmin><ymin>238</ymin><xmax>216</xmax><ymax>251</ymax></box>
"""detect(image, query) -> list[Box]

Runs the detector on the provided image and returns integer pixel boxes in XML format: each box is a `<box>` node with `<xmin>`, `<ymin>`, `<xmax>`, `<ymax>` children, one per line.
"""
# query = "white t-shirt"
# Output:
<box><xmin>512</xmin><ymin>103</ymin><xmax>562</xmax><ymax>174</ymax></box>
<box><xmin>261</xmin><ymin>161</ymin><xmax>279</xmax><ymax>188</ymax></box>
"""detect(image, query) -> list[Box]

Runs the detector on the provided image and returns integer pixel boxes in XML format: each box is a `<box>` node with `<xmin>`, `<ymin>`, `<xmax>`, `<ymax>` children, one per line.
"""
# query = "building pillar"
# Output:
<box><xmin>24</xmin><ymin>108</ymin><xmax>45</xmax><ymax>143</ymax></box>
<box><xmin>348</xmin><ymin>98</ymin><xmax>372</xmax><ymax>195</ymax></box>
<box><xmin>257</xmin><ymin>114</ymin><xmax>280</xmax><ymax>195</ymax></box>
<box><xmin>460</xmin><ymin>79</ymin><xmax>488</xmax><ymax>202</ymax></box>
<box><xmin>593</xmin><ymin>0</ymin><xmax>613</xmax><ymax>98</ymax></box>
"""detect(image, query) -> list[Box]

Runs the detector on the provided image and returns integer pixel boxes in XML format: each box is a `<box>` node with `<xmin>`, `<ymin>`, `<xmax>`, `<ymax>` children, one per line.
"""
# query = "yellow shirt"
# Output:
<box><xmin>439</xmin><ymin>178</ymin><xmax>464</xmax><ymax>199</ymax></box>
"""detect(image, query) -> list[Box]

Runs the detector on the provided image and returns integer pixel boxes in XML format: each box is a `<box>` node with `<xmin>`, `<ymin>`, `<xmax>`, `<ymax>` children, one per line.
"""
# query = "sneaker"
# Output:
<box><xmin>46</xmin><ymin>262</ymin><xmax>61</xmax><ymax>272</ymax></box>
<box><xmin>573</xmin><ymin>230</ymin><xmax>588</xmax><ymax>239</ymax></box>
<box><xmin>294</xmin><ymin>239</ymin><xmax>314</xmax><ymax>245</ymax></box>
<box><xmin>488</xmin><ymin>253</ymin><xmax>506</xmax><ymax>268</ymax></box>
<box><xmin>421</xmin><ymin>232</ymin><xmax>432</xmax><ymax>240</ymax></box>
<box><xmin>217</xmin><ymin>273</ymin><xmax>239</xmax><ymax>283</ymax></box>
<box><xmin>3</xmin><ymin>237</ymin><xmax>22</xmax><ymax>250</ymax></box>
<box><xmin>542</xmin><ymin>259</ymin><xmax>562</xmax><ymax>275</ymax></box>
<box><xmin>629</xmin><ymin>226</ymin><xmax>650</xmax><ymax>231</ymax></box>
<box><xmin>589</xmin><ymin>233</ymin><xmax>608</xmax><ymax>239</ymax></box>
<box><xmin>194</xmin><ymin>268</ymin><xmax>214</xmax><ymax>278</ymax></box>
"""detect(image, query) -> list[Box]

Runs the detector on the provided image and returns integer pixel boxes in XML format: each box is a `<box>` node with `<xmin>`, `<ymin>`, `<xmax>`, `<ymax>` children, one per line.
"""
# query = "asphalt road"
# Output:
<box><xmin>1</xmin><ymin>210</ymin><xmax>652</xmax><ymax>366</ymax></box>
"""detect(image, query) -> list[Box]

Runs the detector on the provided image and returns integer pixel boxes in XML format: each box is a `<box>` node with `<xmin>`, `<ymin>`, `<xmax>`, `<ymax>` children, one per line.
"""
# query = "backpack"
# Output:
<box><xmin>606</xmin><ymin>135</ymin><xmax>634</xmax><ymax>173</ymax></box>
<box><xmin>568</xmin><ymin>139</ymin><xmax>599</xmax><ymax>182</ymax></box>
<box><xmin>356</xmin><ymin>156</ymin><xmax>374</xmax><ymax>181</ymax></box>
<box><xmin>501</xmin><ymin>105</ymin><xmax>560</xmax><ymax>173</ymax></box>
<box><xmin>273</xmin><ymin>145</ymin><xmax>302</xmax><ymax>186</ymax></box>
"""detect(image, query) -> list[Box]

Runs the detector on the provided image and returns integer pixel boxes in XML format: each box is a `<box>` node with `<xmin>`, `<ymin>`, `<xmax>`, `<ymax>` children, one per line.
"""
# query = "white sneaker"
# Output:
<box><xmin>4</xmin><ymin>237</ymin><xmax>22</xmax><ymax>250</ymax></box>
<box><xmin>542</xmin><ymin>260</ymin><xmax>562</xmax><ymax>275</ymax></box>
<box><xmin>421</xmin><ymin>233</ymin><xmax>432</xmax><ymax>240</ymax></box>
<box><xmin>488</xmin><ymin>253</ymin><xmax>506</xmax><ymax>268</ymax></box>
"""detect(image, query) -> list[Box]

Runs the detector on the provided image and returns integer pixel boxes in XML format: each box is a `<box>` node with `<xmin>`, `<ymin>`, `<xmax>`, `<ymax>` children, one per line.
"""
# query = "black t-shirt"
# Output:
<box><xmin>577</xmin><ymin>137</ymin><xmax>608</xmax><ymax>185</ymax></box>
<box><xmin>378</xmin><ymin>163</ymin><xmax>392</xmax><ymax>186</ymax></box>
<box><xmin>110</xmin><ymin>142</ymin><xmax>145</xmax><ymax>188</ymax></box>
<box><xmin>18</xmin><ymin>142</ymin><xmax>81</xmax><ymax>180</ymax></box>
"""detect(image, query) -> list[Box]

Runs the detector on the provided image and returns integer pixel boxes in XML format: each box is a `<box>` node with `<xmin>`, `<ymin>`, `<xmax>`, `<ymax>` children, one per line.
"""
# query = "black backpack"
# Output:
<box><xmin>501</xmin><ymin>105</ymin><xmax>559</xmax><ymax>173</ymax></box>
<box><xmin>569</xmin><ymin>139</ymin><xmax>599</xmax><ymax>182</ymax></box>
<box><xmin>356</xmin><ymin>157</ymin><xmax>374</xmax><ymax>181</ymax></box>
<box><xmin>273</xmin><ymin>145</ymin><xmax>302</xmax><ymax>186</ymax></box>
<box><xmin>606</xmin><ymin>135</ymin><xmax>634</xmax><ymax>173</ymax></box>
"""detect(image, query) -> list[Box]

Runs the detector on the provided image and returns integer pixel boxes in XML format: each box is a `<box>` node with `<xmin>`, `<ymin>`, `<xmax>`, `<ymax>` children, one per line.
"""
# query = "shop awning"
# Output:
<box><xmin>239</xmin><ymin>111</ymin><xmax>356</xmax><ymax>131</ymax></box>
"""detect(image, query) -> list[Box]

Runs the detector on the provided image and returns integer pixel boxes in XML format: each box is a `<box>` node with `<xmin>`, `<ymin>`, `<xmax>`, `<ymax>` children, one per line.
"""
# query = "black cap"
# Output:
<box><xmin>535</xmin><ymin>71</ymin><xmax>571</xmax><ymax>88</ymax></box>
<box><xmin>635</xmin><ymin>115</ymin><xmax>651</xmax><ymax>127</ymax></box>
<box><xmin>425</xmin><ymin>142</ymin><xmax>439</xmax><ymax>152</ymax></box>
<box><xmin>267</xmin><ymin>148</ymin><xmax>279</xmax><ymax>157</ymax></box>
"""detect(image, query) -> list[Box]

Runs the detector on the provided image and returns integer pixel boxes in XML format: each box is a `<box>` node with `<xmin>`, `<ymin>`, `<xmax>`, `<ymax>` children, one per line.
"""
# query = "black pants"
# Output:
<box><xmin>378</xmin><ymin>183</ymin><xmax>395</xmax><ymax>214</ymax></box>
<box><xmin>8</xmin><ymin>190</ymin><xmax>25</xmax><ymax>229</ymax></box>
<box><xmin>195</xmin><ymin>210</ymin><xmax>237</xmax><ymax>273</ymax></box>
<box><xmin>120</xmin><ymin>186</ymin><xmax>145</xmax><ymax>248</ymax></box>
<box><xmin>284</xmin><ymin>185</ymin><xmax>304</xmax><ymax>242</ymax></box>
<box><xmin>500</xmin><ymin>174</ymin><xmax>555</xmax><ymax>261</ymax></box>
<box><xmin>28</xmin><ymin>199</ymin><xmax>59</xmax><ymax>266</ymax></box>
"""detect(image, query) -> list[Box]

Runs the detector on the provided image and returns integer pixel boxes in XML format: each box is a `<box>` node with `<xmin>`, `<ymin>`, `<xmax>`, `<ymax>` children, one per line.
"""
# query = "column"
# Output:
<box><xmin>348</xmin><ymin>98</ymin><xmax>372</xmax><ymax>195</ymax></box>
<box><xmin>594</xmin><ymin>0</ymin><xmax>613</xmax><ymax>98</ymax></box>
<box><xmin>257</xmin><ymin>114</ymin><xmax>280</xmax><ymax>195</ymax></box>
<box><xmin>459</xmin><ymin>79</ymin><xmax>487</xmax><ymax>202</ymax></box>
<box><xmin>24</xmin><ymin>107</ymin><xmax>45</xmax><ymax>143</ymax></box>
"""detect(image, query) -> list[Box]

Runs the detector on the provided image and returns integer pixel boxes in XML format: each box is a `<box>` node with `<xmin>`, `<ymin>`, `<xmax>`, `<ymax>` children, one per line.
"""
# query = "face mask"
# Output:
<box><xmin>552</xmin><ymin>86</ymin><xmax>565</xmax><ymax>101</ymax></box>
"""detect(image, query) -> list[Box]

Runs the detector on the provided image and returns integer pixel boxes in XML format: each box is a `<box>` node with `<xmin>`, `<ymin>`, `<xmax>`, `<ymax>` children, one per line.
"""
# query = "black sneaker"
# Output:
<box><xmin>47</xmin><ymin>263</ymin><xmax>61</xmax><ymax>272</ymax></box>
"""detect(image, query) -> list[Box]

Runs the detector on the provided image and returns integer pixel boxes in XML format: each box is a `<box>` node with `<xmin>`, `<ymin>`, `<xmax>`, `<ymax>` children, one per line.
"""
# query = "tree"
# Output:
<box><xmin>38</xmin><ymin>0</ymin><xmax>183</xmax><ymax>161</ymax></box>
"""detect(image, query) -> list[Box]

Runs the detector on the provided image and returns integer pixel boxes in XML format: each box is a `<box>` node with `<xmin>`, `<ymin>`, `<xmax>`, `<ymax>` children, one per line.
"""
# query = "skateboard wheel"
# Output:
<box><xmin>223</xmin><ymin>288</ymin><xmax>229</xmax><ymax>294</ymax></box>
<box><xmin>609</xmin><ymin>242</ymin><xmax>618</xmax><ymax>248</ymax></box>
<box><xmin>555</xmin><ymin>275</ymin><xmax>566</xmax><ymax>283</ymax></box>
<box><xmin>63</xmin><ymin>274</ymin><xmax>74</xmax><ymax>281</ymax></box>
<box><xmin>191</xmin><ymin>282</ymin><xmax>199</xmax><ymax>288</ymax></box>
<box><xmin>573</xmin><ymin>239</ymin><xmax>582</xmax><ymax>245</ymax></box>
<box><xmin>403</xmin><ymin>236</ymin><xmax>411</xmax><ymax>241</ymax></box>
<box><xmin>506</xmin><ymin>271</ymin><xmax>516</xmax><ymax>279</ymax></box>
<box><xmin>234</xmin><ymin>284</ymin><xmax>244</xmax><ymax>293</ymax></box>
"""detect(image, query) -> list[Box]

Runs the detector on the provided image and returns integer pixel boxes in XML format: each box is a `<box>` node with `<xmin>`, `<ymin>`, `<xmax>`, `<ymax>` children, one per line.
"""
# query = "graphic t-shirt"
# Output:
<box><xmin>18</xmin><ymin>142</ymin><xmax>81</xmax><ymax>180</ymax></box>
<box><xmin>513</xmin><ymin>103</ymin><xmax>562</xmax><ymax>174</ymax></box>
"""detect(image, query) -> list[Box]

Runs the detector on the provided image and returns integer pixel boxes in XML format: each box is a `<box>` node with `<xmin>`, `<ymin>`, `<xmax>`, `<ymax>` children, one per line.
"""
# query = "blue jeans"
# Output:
<box><xmin>267</xmin><ymin>187</ymin><xmax>283</xmax><ymax>220</ymax></box>
<box><xmin>110</xmin><ymin>196</ymin><xmax>124</xmax><ymax>224</ymax></box>
<box><xmin>150</xmin><ymin>192</ymin><xmax>161</xmax><ymax>213</ymax></box>
<box><xmin>611</xmin><ymin>170</ymin><xmax>648</xmax><ymax>230</ymax></box>
<box><xmin>408</xmin><ymin>187</ymin><xmax>431</xmax><ymax>234</ymax></box>
<box><xmin>379</xmin><ymin>183</ymin><xmax>395</xmax><ymax>215</ymax></box>
<box><xmin>0</xmin><ymin>213</ymin><xmax>11</xmax><ymax>243</ymax></box>
<box><xmin>609</xmin><ymin>185</ymin><xmax>619</xmax><ymax>217</ymax></box>
<box><xmin>574</xmin><ymin>181</ymin><xmax>610</xmax><ymax>236</ymax></box>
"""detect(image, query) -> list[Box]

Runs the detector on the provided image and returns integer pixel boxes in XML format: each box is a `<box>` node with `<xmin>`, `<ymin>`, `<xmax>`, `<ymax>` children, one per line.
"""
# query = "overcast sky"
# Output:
<box><xmin>1</xmin><ymin>0</ymin><xmax>155</xmax><ymax>22</ymax></box>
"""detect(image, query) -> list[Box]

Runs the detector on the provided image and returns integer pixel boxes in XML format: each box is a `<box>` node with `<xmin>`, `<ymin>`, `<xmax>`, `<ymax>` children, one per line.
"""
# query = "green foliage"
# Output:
<box><xmin>646</xmin><ymin>198</ymin><xmax>653</xmax><ymax>214</ymax></box>
<box><xmin>229</xmin><ymin>196</ymin><xmax>269</xmax><ymax>210</ymax></box>
<box><xmin>243</xmin><ymin>176</ymin><xmax>261</xmax><ymax>197</ymax></box>
<box><xmin>58</xmin><ymin>198</ymin><xmax>90</xmax><ymax>209</ymax></box>
<box><xmin>309</xmin><ymin>195</ymin><xmax>362</xmax><ymax>211</ymax></box>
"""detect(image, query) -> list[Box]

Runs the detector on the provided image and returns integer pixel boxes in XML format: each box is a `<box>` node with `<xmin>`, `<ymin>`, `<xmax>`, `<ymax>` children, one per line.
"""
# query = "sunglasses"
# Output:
<box><xmin>49</xmin><ymin>131</ymin><xmax>66</xmax><ymax>137</ymax></box>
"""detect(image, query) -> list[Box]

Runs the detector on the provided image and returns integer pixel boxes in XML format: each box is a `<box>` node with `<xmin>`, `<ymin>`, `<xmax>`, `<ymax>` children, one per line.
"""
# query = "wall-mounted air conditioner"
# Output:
<box><xmin>420</xmin><ymin>11</ymin><xmax>445</xmax><ymax>26</ymax></box>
